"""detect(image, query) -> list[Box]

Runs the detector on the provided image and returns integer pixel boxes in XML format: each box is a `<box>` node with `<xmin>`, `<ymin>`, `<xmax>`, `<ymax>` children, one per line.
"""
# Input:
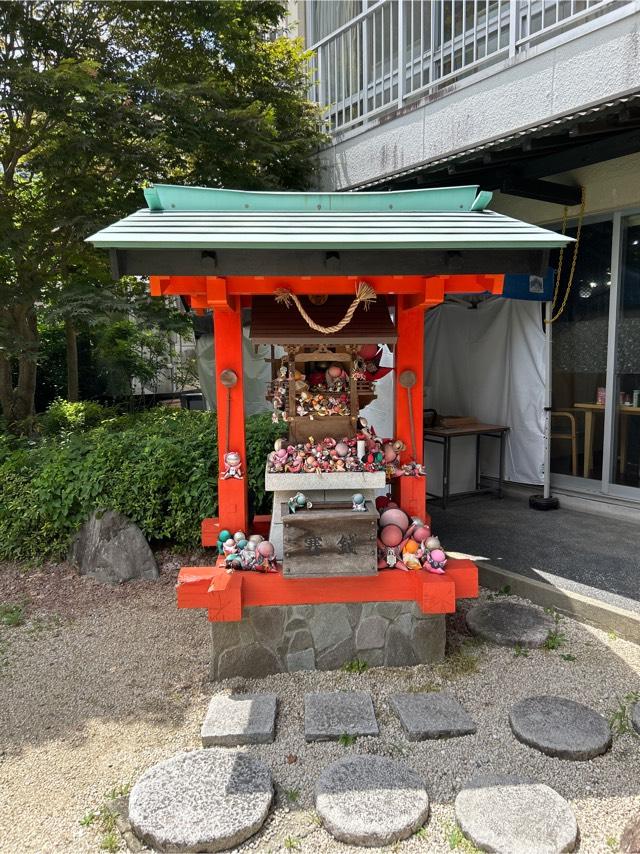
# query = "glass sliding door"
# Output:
<box><xmin>611</xmin><ymin>214</ymin><xmax>640</xmax><ymax>493</ymax></box>
<box><xmin>550</xmin><ymin>219</ymin><xmax>613</xmax><ymax>482</ymax></box>
<box><xmin>549</xmin><ymin>209</ymin><xmax>640</xmax><ymax>502</ymax></box>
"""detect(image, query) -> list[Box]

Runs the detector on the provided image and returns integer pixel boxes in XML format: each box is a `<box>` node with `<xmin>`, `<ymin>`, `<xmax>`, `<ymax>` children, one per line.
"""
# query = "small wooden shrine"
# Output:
<box><xmin>88</xmin><ymin>184</ymin><xmax>571</xmax><ymax>676</ymax></box>
<box><xmin>251</xmin><ymin>294</ymin><xmax>396</xmax><ymax>442</ymax></box>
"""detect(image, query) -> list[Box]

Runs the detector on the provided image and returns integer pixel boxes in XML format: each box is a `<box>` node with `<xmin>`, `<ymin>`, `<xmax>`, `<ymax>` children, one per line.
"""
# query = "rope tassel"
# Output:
<box><xmin>545</xmin><ymin>186</ymin><xmax>586</xmax><ymax>325</ymax></box>
<box><xmin>274</xmin><ymin>281</ymin><xmax>377</xmax><ymax>335</ymax></box>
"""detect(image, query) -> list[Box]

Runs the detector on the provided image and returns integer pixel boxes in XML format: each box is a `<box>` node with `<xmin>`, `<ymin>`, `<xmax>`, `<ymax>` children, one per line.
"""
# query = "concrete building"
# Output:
<box><xmin>296</xmin><ymin>0</ymin><xmax>640</xmax><ymax>511</ymax></box>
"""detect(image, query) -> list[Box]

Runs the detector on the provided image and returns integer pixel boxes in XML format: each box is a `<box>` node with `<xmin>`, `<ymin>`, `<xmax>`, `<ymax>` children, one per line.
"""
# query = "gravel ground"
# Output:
<box><xmin>0</xmin><ymin>557</ymin><xmax>639</xmax><ymax>854</ymax></box>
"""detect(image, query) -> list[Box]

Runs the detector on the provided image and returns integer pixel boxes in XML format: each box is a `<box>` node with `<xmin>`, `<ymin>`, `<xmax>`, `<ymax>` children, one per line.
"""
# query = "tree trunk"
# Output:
<box><xmin>0</xmin><ymin>304</ymin><xmax>39</xmax><ymax>430</ymax></box>
<box><xmin>0</xmin><ymin>352</ymin><xmax>14</xmax><ymax>422</ymax></box>
<box><xmin>65</xmin><ymin>318</ymin><xmax>79</xmax><ymax>402</ymax></box>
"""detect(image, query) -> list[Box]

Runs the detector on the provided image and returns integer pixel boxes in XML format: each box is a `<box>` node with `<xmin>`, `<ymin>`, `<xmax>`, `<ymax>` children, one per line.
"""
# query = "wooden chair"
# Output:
<box><xmin>551</xmin><ymin>411</ymin><xmax>578</xmax><ymax>477</ymax></box>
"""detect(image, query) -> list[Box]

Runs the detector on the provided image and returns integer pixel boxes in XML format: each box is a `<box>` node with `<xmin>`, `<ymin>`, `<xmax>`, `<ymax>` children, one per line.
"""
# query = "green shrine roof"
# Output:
<box><xmin>87</xmin><ymin>184</ymin><xmax>573</xmax><ymax>252</ymax></box>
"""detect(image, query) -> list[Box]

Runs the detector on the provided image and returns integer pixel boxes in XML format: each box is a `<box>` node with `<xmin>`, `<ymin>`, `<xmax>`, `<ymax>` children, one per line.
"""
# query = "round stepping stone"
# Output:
<box><xmin>315</xmin><ymin>755</ymin><xmax>429</xmax><ymax>846</ymax></box>
<box><xmin>510</xmin><ymin>695</ymin><xmax>612</xmax><ymax>760</ymax></box>
<box><xmin>129</xmin><ymin>750</ymin><xmax>273</xmax><ymax>852</ymax></box>
<box><xmin>632</xmin><ymin>701</ymin><xmax>640</xmax><ymax>736</ymax></box>
<box><xmin>621</xmin><ymin>812</ymin><xmax>640</xmax><ymax>853</ymax></box>
<box><xmin>466</xmin><ymin>601</ymin><xmax>554</xmax><ymax>648</ymax></box>
<box><xmin>455</xmin><ymin>774</ymin><xmax>578</xmax><ymax>854</ymax></box>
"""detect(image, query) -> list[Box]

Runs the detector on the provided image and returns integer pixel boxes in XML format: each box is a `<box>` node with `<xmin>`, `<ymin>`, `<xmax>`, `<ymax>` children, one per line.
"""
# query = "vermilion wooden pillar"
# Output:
<box><xmin>213</xmin><ymin>306</ymin><xmax>249</xmax><ymax>534</ymax></box>
<box><xmin>392</xmin><ymin>300</ymin><xmax>427</xmax><ymax>522</ymax></box>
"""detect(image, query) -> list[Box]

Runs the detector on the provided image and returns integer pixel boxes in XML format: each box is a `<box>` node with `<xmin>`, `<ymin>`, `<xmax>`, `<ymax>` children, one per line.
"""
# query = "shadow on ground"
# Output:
<box><xmin>431</xmin><ymin>494</ymin><xmax>640</xmax><ymax>606</ymax></box>
<box><xmin>0</xmin><ymin>552</ymin><xmax>212</xmax><ymax>755</ymax></box>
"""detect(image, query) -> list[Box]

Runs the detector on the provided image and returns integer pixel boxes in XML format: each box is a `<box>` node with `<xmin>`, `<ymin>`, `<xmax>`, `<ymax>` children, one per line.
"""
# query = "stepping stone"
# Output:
<box><xmin>455</xmin><ymin>774</ymin><xmax>578</xmax><ymax>854</ymax></box>
<box><xmin>128</xmin><ymin>750</ymin><xmax>273</xmax><ymax>852</ymax></box>
<box><xmin>201</xmin><ymin>693</ymin><xmax>277</xmax><ymax>747</ymax></box>
<box><xmin>304</xmin><ymin>691</ymin><xmax>379</xmax><ymax>742</ymax></box>
<box><xmin>391</xmin><ymin>692</ymin><xmax>477</xmax><ymax>740</ymax></box>
<box><xmin>632</xmin><ymin>701</ymin><xmax>640</xmax><ymax>736</ymax></box>
<box><xmin>316</xmin><ymin>755</ymin><xmax>429</xmax><ymax>846</ymax></box>
<box><xmin>509</xmin><ymin>695</ymin><xmax>612</xmax><ymax>760</ymax></box>
<box><xmin>466</xmin><ymin>600</ymin><xmax>554</xmax><ymax>648</ymax></box>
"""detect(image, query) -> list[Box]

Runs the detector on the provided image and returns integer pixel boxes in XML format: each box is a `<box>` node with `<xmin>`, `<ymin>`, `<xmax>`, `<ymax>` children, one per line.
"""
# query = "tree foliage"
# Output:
<box><xmin>0</xmin><ymin>1</ymin><xmax>324</xmax><ymax>426</ymax></box>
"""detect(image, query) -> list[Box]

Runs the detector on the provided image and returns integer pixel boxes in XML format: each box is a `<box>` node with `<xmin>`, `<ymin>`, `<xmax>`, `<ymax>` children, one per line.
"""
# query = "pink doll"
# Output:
<box><xmin>377</xmin><ymin>523</ymin><xmax>412</xmax><ymax>571</ymax></box>
<box><xmin>424</xmin><ymin>548</ymin><xmax>447</xmax><ymax>574</ymax></box>
<box><xmin>256</xmin><ymin>540</ymin><xmax>278</xmax><ymax>573</ymax></box>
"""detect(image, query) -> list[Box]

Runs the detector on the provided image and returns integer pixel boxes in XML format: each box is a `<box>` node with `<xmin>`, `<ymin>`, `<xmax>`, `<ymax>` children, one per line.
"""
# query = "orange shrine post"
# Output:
<box><xmin>88</xmin><ymin>184</ymin><xmax>571</xmax><ymax>677</ymax></box>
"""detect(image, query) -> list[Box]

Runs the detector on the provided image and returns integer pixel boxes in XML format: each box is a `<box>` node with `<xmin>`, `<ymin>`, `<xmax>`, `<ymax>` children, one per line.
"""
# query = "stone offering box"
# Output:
<box><xmin>265</xmin><ymin>467</ymin><xmax>385</xmax><ymax>561</ymax></box>
<box><xmin>281</xmin><ymin>500</ymin><xmax>378</xmax><ymax>578</ymax></box>
<box><xmin>88</xmin><ymin>183</ymin><xmax>570</xmax><ymax>679</ymax></box>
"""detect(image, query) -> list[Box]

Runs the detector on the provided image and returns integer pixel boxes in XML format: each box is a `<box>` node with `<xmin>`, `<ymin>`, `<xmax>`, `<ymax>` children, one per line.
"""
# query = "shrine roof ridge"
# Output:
<box><xmin>142</xmin><ymin>183</ymin><xmax>492</xmax><ymax>213</ymax></box>
<box><xmin>86</xmin><ymin>183</ymin><xmax>574</xmax><ymax>261</ymax></box>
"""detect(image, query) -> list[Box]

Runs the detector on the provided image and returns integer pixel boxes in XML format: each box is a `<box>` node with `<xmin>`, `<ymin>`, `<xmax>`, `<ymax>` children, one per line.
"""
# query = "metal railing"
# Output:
<box><xmin>308</xmin><ymin>0</ymin><xmax>630</xmax><ymax>132</ymax></box>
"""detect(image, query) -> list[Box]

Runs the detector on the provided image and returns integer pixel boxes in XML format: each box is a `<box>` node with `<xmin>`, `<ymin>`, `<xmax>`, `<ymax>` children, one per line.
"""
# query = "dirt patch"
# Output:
<box><xmin>0</xmin><ymin>548</ymin><xmax>212</xmax><ymax>623</ymax></box>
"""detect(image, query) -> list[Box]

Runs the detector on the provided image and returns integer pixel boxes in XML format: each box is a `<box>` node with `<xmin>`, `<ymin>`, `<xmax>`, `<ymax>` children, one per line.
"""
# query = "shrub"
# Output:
<box><xmin>0</xmin><ymin>408</ymin><xmax>281</xmax><ymax>561</ymax></box>
<box><xmin>39</xmin><ymin>398</ymin><xmax>115</xmax><ymax>436</ymax></box>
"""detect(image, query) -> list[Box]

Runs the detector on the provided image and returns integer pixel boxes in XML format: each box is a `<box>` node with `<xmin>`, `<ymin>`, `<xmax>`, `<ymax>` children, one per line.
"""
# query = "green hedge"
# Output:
<box><xmin>0</xmin><ymin>409</ymin><xmax>281</xmax><ymax>561</ymax></box>
<box><xmin>38</xmin><ymin>398</ymin><xmax>118</xmax><ymax>436</ymax></box>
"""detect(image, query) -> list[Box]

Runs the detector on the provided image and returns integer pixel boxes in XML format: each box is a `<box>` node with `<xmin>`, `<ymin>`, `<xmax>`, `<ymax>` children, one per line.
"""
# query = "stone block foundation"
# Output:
<box><xmin>209</xmin><ymin>601</ymin><xmax>445</xmax><ymax>679</ymax></box>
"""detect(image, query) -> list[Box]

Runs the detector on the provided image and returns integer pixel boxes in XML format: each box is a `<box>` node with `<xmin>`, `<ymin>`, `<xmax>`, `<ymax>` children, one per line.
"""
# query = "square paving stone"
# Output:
<box><xmin>201</xmin><ymin>693</ymin><xmax>277</xmax><ymax>747</ymax></box>
<box><xmin>391</xmin><ymin>692</ymin><xmax>477</xmax><ymax>740</ymax></box>
<box><xmin>304</xmin><ymin>691</ymin><xmax>379</xmax><ymax>741</ymax></box>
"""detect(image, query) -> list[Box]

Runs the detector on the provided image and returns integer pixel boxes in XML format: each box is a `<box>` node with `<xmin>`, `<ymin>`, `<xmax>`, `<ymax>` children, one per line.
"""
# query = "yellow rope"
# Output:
<box><xmin>545</xmin><ymin>186</ymin><xmax>586</xmax><ymax>325</ymax></box>
<box><xmin>274</xmin><ymin>281</ymin><xmax>377</xmax><ymax>334</ymax></box>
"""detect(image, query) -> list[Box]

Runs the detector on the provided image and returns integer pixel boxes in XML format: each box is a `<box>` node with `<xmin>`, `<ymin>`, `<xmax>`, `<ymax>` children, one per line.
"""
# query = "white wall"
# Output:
<box><xmin>319</xmin><ymin>8</ymin><xmax>640</xmax><ymax>191</ymax></box>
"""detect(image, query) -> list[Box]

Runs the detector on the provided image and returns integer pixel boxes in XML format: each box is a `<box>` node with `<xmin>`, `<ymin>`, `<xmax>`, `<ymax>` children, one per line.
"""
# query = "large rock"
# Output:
<box><xmin>466</xmin><ymin>601</ymin><xmax>554</xmax><ymax>648</ymax></box>
<box><xmin>129</xmin><ymin>750</ymin><xmax>273</xmax><ymax>852</ymax></box>
<box><xmin>316</xmin><ymin>755</ymin><xmax>429</xmax><ymax>846</ymax></box>
<box><xmin>632</xmin><ymin>701</ymin><xmax>640</xmax><ymax>736</ymax></box>
<box><xmin>509</xmin><ymin>696</ymin><xmax>612</xmax><ymax>760</ymax></box>
<box><xmin>69</xmin><ymin>510</ymin><xmax>158</xmax><ymax>584</ymax></box>
<box><xmin>621</xmin><ymin>813</ymin><xmax>640</xmax><ymax>853</ymax></box>
<box><xmin>455</xmin><ymin>774</ymin><xmax>578</xmax><ymax>854</ymax></box>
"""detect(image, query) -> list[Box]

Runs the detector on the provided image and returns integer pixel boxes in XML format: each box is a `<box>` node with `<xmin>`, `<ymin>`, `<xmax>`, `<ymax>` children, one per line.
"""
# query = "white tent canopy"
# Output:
<box><xmin>424</xmin><ymin>298</ymin><xmax>545</xmax><ymax>487</ymax></box>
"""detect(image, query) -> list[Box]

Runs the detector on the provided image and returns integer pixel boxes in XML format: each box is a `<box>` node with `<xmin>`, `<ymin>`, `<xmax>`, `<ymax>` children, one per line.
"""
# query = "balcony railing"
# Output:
<box><xmin>308</xmin><ymin>0</ymin><xmax>631</xmax><ymax>132</ymax></box>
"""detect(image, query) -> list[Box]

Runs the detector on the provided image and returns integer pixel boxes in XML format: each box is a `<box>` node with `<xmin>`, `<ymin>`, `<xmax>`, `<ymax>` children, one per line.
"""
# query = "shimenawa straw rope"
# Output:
<box><xmin>274</xmin><ymin>281</ymin><xmax>376</xmax><ymax>334</ymax></box>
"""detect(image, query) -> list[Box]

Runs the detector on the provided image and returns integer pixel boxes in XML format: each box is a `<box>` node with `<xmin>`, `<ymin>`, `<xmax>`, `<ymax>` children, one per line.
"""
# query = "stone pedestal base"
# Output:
<box><xmin>209</xmin><ymin>601</ymin><xmax>445</xmax><ymax>679</ymax></box>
